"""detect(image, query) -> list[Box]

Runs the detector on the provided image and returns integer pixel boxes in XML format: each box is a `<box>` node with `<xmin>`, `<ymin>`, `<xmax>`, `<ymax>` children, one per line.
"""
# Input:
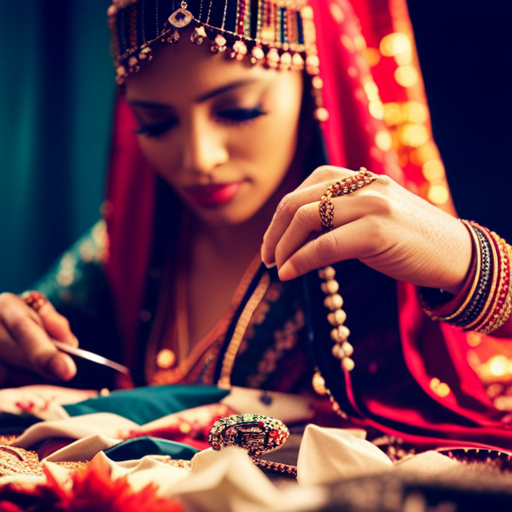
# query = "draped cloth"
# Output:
<box><xmin>103</xmin><ymin>0</ymin><xmax>512</xmax><ymax>450</ymax></box>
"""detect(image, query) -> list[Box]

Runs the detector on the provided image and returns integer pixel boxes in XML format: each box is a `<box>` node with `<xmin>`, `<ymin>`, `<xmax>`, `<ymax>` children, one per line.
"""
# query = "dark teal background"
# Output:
<box><xmin>1</xmin><ymin>1</ymin><xmax>511</xmax><ymax>293</ymax></box>
<box><xmin>0</xmin><ymin>0</ymin><xmax>113</xmax><ymax>292</ymax></box>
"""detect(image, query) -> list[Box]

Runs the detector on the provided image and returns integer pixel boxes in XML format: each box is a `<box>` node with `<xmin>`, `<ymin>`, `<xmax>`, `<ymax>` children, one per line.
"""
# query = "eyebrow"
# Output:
<box><xmin>128</xmin><ymin>78</ymin><xmax>261</xmax><ymax>109</ymax></box>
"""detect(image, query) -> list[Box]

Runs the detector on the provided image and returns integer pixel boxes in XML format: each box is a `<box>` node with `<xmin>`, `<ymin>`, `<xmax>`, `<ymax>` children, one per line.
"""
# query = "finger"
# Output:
<box><xmin>277</xmin><ymin>219</ymin><xmax>371</xmax><ymax>281</ymax></box>
<box><xmin>262</xmin><ymin>182</ymin><xmax>327</xmax><ymax>266</ymax></box>
<box><xmin>293</xmin><ymin>165</ymin><xmax>354</xmax><ymax>191</ymax></box>
<box><xmin>0</xmin><ymin>299</ymin><xmax>76</xmax><ymax>381</ymax></box>
<box><xmin>37</xmin><ymin>301</ymin><xmax>78</xmax><ymax>347</ymax></box>
<box><xmin>262</xmin><ymin>167</ymin><xmax>359</xmax><ymax>266</ymax></box>
<box><xmin>273</xmin><ymin>202</ymin><xmax>321</xmax><ymax>269</ymax></box>
<box><xmin>271</xmin><ymin>188</ymin><xmax>373</xmax><ymax>269</ymax></box>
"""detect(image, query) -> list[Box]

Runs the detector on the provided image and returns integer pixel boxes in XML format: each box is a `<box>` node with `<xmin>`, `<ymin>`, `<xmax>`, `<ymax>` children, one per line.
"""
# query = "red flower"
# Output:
<box><xmin>0</xmin><ymin>456</ymin><xmax>184</xmax><ymax>512</ymax></box>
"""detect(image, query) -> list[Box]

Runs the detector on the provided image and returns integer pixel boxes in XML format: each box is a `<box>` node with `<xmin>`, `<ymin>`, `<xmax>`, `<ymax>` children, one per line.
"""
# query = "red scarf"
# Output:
<box><xmin>104</xmin><ymin>0</ymin><xmax>512</xmax><ymax>449</ymax></box>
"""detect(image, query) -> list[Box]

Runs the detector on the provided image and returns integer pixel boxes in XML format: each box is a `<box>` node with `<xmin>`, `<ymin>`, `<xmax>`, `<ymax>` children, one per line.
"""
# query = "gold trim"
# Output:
<box><xmin>217</xmin><ymin>271</ymin><xmax>271</xmax><ymax>389</ymax></box>
<box><xmin>148</xmin><ymin>240</ymin><xmax>266</xmax><ymax>385</ymax></box>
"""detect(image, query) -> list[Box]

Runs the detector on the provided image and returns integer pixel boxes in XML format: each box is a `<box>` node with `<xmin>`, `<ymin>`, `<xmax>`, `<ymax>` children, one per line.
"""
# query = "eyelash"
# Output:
<box><xmin>135</xmin><ymin>120</ymin><xmax>176</xmax><ymax>138</ymax></box>
<box><xmin>217</xmin><ymin>106</ymin><xmax>266</xmax><ymax>126</ymax></box>
<box><xmin>135</xmin><ymin>107</ymin><xmax>266</xmax><ymax>139</ymax></box>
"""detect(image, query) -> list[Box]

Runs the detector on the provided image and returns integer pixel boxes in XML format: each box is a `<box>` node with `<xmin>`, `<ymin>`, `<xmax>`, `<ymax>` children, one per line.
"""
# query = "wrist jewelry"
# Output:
<box><xmin>418</xmin><ymin>220</ymin><xmax>512</xmax><ymax>334</ymax></box>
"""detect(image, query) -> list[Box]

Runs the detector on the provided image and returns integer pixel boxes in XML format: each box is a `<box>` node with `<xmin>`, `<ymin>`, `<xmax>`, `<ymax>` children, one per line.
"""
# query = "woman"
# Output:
<box><xmin>1</xmin><ymin>0</ymin><xmax>512</xmax><ymax>452</ymax></box>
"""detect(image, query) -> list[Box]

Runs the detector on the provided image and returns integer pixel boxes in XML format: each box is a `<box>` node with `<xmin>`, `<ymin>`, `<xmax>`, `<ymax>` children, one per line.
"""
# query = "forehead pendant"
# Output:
<box><xmin>165</xmin><ymin>1</ymin><xmax>193</xmax><ymax>44</ymax></box>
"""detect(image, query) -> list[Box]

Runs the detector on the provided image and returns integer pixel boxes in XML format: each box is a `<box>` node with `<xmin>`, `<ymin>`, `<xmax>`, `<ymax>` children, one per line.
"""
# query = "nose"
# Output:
<box><xmin>181</xmin><ymin>116</ymin><xmax>229</xmax><ymax>179</ymax></box>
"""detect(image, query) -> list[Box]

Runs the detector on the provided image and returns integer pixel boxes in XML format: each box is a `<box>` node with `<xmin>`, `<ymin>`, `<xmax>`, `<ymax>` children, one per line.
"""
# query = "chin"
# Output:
<box><xmin>191</xmin><ymin>204</ymin><xmax>259</xmax><ymax>227</ymax></box>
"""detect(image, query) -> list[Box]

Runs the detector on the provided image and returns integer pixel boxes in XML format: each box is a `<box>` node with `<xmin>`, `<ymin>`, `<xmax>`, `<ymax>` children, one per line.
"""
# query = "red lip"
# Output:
<box><xmin>185</xmin><ymin>182</ymin><xmax>244</xmax><ymax>208</ymax></box>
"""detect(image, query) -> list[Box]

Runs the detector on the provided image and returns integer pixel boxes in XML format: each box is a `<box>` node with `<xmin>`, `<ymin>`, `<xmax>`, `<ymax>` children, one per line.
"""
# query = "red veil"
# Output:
<box><xmin>104</xmin><ymin>0</ymin><xmax>512</xmax><ymax>448</ymax></box>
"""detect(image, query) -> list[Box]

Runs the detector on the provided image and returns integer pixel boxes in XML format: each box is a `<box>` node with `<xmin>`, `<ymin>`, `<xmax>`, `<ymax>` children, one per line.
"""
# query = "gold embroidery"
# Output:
<box><xmin>149</xmin><ymin>255</ymin><xmax>264</xmax><ymax>386</ymax></box>
<box><xmin>218</xmin><ymin>272</ymin><xmax>271</xmax><ymax>389</ymax></box>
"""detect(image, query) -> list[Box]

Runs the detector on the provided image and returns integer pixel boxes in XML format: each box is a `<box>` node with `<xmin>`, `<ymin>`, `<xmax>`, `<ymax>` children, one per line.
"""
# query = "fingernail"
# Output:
<box><xmin>48</xmin><ymin>354</ymin><xmax>75</xmax><ymax>381</ymax></box>
<box><xmin>263</xmin><ymin>261</ymin><xmax>276</xmax><ymax>269</ymax></box>
<box><xmin>278</xmin><ymin>261</ymin><xmax>294</xmax><ymax>281</ymax></box>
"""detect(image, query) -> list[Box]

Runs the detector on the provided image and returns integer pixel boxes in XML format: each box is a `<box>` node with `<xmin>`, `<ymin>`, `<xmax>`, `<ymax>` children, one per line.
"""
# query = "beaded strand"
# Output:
<box><xmin>318</xmin><ymin>266</ymin><xmax>354</xmax><ymax>371</ymax></box>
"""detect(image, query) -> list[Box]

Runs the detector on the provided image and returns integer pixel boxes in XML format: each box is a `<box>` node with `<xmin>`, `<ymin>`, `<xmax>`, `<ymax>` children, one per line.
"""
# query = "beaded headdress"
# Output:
<box><xmin>108</xmin><ymin>0</ymin><xmax>325</xmax><ymax>118</ymax></box>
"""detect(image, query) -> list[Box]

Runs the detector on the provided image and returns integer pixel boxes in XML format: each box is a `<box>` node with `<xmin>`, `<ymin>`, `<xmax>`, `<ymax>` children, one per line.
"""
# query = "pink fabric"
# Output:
<box><xmin>104</xmin><ymin>97</ymin><xmax>156</xmax><ymax>368</ymax></box>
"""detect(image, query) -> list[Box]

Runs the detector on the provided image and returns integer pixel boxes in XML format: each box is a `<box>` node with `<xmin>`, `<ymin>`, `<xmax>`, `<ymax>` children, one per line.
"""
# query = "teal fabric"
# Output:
<box><xmin>63</xmin><ymin>385</ymin><xmax>230</xmax><ymax>424</ymax></box>
<box><xmin>0</xmin><ymin>0</ymin><xmax>113</xmax><ymax>293</ymax></box>
<box><xmin>104</xmin><ymin>437</ymin><xmax>199</xmax><ymax>462</ymax></box>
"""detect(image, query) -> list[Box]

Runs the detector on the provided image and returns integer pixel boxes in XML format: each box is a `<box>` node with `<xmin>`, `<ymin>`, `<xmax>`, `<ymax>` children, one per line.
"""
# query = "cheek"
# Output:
<box><xmin>246</xmin><ymin>108</ymin><xmax>301</xmax><ymax>185</ymax></box>
<box><xmin>137</xmin><ymin>137</ymin><xmax>180</xmax><ymax>184</ymax></box>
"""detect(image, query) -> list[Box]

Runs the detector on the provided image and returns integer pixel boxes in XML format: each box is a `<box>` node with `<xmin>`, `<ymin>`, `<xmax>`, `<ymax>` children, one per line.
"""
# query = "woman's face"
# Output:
<box><xmin>125</xmin><ymin>38</ymin><xmax>304</xmax><ymax>227</ymax></box>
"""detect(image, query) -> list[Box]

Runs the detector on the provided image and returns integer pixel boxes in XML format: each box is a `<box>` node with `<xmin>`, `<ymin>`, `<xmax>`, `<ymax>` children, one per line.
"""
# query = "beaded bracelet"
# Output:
<box><xmin>418</xmin><ymin>220</ymin><xmax>512</xmax><ymax>334</ymax></box>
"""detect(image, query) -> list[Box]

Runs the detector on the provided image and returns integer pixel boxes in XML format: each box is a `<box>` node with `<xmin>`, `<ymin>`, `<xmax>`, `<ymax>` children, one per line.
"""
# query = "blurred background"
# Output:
<box><xmin>0</xmin><ymin>0</ymin><xmax>511</xmax><ymax>293</ymax></box>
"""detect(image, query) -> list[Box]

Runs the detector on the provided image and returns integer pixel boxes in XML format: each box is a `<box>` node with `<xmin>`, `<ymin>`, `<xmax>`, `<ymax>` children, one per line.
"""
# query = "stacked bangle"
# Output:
<box><xmin>418</xmin><ymin>220</ymin><xmax>512</xmax><ymax>335</ymax></box>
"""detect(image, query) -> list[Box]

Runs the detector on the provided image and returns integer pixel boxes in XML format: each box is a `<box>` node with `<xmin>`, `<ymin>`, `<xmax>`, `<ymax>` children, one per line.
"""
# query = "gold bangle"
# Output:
<box><xmin>420</xmin><ymin>220</ymin><xmax>482</xmax><ymax>322</ymax></box>
<box><xmin>478</xmin><ymin>241</ymin><xmax>512</xmax><ymax>334</ymax></box>
<box><xmin>464</xmin><ymin>226</ymin><xmax>500</xmax><ymax>331</ymax></box>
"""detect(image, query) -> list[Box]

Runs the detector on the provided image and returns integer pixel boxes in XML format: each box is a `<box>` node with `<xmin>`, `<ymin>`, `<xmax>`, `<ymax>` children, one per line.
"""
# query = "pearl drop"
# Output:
<box><xmin>341</xmin><ymin>357</ymin><xmax>355</xmax><ymax>372</ymax></box>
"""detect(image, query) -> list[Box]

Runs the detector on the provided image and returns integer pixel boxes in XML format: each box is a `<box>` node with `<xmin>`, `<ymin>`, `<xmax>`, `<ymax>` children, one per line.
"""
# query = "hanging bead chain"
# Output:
<box><xmin>244</xmin><ymin>0</ymin><xmax>252</xmax><ymax>39</ymax></box>
<box><xmin>275</xmin><ymin>4</ymin><xmax>281</xmax><ymax>47</ymax></box>
<box><xmin>263</xmin><ymin>0</ymin><xmax>271</xmax><ymax>36</ymax></box>
<box><xmin>256</xmin><ymin>0</ymin><xmax>263</xmax><ymax>40</ymax></box>
<box><xmin>318</xmin><ymin>266</ymin><xmax>354</xmax><ymax>372</ymax></box>
<box><xmin>310</xmin><ymin>265</ymin><xmax>353</xmax><ymax>420</ymax></box>
<box><xmin>287</xmin><ymin>7</ymin><xmax>295</xmax><ymax>50</ymax></box>
<box><xmin>235</xmin><ymin>0</ymin><xmax>245</xmax><ymax>35</ymax></box>
<box><xmin>249</xmin><ymin>0</ymin><xmax>265</xmax><ymax>64</ymax></box>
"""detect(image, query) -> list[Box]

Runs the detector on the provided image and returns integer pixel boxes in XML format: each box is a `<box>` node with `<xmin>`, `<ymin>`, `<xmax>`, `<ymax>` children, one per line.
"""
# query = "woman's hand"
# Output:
<box><xmin>261</xmin><ymin>166</ymin><xmax>472</xmax><ymax>294</ymax></box>
<box><xmin>0</xmin><ymin>292</ymin><xmax>78</xmax><ymax>385</ymax></box>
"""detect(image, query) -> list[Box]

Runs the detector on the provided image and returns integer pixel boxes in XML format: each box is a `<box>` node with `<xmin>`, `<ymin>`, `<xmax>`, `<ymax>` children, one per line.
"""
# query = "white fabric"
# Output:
<box><xmin>5</xmin><ymin>398</ymin><xmax>512</xmax><ymax>511</ymax></box>
<box><xmin>220</xmin><ymin>386</ymin><xmax>314</xmax><ymax>424</ymax></box>
<box><xmin>297</xmin><ymin>424</ymin><xmax>393</xmax><ymax>486</ymax></box>
<box><xmin>0</xmin><ymin>385</ymin><xmax>96</xmax><ymax>420</ymax></box>
<box><xmin>13</xmin><ymin>413</ymin><xmax>137</xmax><ymax>448</ymax></box>
<box><xmin>3</xmin><ymin>422</ymin><xmax>512</xmax><ymax>511</ymax></box>
<box><xmin>170</xmin><ymin>447</ymin><xmax>326</xmax><ymax>512</ymax></box>
<box><xmin>44</xmin><ymin>434</ymin><xmax>121</xmax><ymax>462</ymax></box>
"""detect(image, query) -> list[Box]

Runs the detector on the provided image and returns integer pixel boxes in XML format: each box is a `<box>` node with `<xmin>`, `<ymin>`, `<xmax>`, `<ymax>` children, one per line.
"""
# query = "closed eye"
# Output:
<box><xmin>217</xmin><ymin>106</ymin><xmax>266</xmax><ymax>126</ymax></box>
<box><xmin>134</xmin><ymin>118</ymin><xmax>177</xmax><ymax>138</ymax></box>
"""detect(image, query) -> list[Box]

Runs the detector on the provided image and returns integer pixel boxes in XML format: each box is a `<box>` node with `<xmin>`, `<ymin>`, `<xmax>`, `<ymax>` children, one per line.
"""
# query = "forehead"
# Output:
<box><xmin>125</xmin><ymin>33</ymin><xmax>277</xmax><ymax>102</ymax></box>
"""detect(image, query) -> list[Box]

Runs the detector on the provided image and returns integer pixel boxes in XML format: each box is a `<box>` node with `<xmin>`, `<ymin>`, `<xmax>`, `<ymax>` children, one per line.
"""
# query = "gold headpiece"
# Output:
<box><xmin>108</xmin><ymin>0</ymin><xmax>320</xmax><ymax>90</ymax></box>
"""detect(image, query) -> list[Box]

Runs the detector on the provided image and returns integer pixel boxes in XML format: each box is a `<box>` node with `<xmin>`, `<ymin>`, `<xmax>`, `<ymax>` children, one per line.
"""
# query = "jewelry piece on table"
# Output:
<box><xmin>209</xmin><ymin>414</ymin><xmax>297</xmax><ymax>477</ymax></box>
<box><xmin>319</xmin><ymin>167</ymin><xmax>378</xmax><ymax>232</ymax></box>
<box><xmin>21</xmin><ymin>291</ymin><xmax>49</xmax><ymax>313</ymax></box>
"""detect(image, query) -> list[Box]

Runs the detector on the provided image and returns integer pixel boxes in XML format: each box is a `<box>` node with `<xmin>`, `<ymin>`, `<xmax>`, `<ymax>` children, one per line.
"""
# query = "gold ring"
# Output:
<box><xmin>21</xmin><ymin>291</ymin><xmax>49</xmax><ymax>313</ymax></box>
<box><xmin>319</xmin><ymin>167</ymin><xmax>378</xmax><ymax>232</ymax></box>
